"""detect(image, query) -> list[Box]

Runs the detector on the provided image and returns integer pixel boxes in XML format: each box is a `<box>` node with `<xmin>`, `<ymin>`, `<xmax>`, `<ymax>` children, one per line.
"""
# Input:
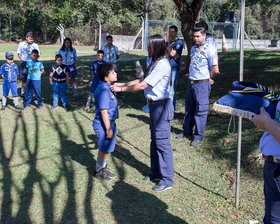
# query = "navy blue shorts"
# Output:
<box><xmin>92</xmin><ymin>119</ymin><xmax>117</xmax><ymax>153</ymax></box>
<box><xmin>66</xmin><ymin>64</ymin><xmax>77</xmax><ymax>77</ymax></box>
<box><xmin>3</xmin><ymin>81</ymin><xmax>17</xmax><ymax>97</ymax></box>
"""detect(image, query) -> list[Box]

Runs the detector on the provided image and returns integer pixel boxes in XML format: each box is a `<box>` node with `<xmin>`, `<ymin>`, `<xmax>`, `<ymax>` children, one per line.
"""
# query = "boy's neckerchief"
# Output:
<box><xmin>189</xmin><ymin>40</ymin><xmax>209</xmax><ymax>68</ymax></box>
<box><xmin>6</xmin><ymin>62</ymin><xmax>14</xmax><ymax>82</ymax></box>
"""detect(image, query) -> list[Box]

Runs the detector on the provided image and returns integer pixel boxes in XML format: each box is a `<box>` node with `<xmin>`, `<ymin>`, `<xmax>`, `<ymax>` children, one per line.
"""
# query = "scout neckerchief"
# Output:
<box><xmin>25</xmin><ymin>41</ymin><xmax>32</xmax><ymax>60</ymax></box>
<box><xmin>6</xmin><ymin>62</ymin><xmax>14</xmax><ymax>82</ymax></box>
<box><xmin>190</xmin><ymin>40</ymin><xmax>209</xmax><ymax>68</ymax></box>
<box><xmin>65</xmin><ymin>48</ymin><xmax>69</xmax><ymax>64</ymax></box>
<box><xmin>230</xmin><ymin>81</ymin><xmax>280</xmax><ymax>103</ymax></box>
<box><xmin>168</xmin><ymin>37</ymin><xmax>178</xmax><ymax>47</ymax></box>
<box><xmin>108</xmin><ymin>45</ymin><xmax>112</xmax><ymax>62</ymax></box>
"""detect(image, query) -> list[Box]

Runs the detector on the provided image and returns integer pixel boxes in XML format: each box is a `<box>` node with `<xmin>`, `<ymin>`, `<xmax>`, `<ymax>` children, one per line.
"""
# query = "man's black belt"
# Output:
<box><xmin>53</xmin><ymin>78</ymin><xmax>66</xmax><ymax>83</ymax></box>
<box><xmin>190</xmin><ymin>79</ymin><xmax>209</xmax><ymax>84</ymax></box>
<box><xmin>147</xmin><ymin>98</ymin><xmax>169</xmax><ymax>104</ymax></box>
<box><xmin>263</xmin><ymin>154</ymin><xmax>280</xmax><ymax>164</ymax></box>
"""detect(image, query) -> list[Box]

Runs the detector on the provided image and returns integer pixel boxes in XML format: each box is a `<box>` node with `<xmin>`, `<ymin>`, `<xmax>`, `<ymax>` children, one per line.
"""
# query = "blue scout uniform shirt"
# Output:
<box><xmin>144</xmin><ymin>57</ymin><xmax>171</xmax><ymax>101</ymax></box>
<box><xmin>17</xmin><ymin>41</ymin><xmax>40</xmax><ymax>62</ymax></box>
<box><xmin>94</xmin><ymin>82</ymin><xmax>118</xmax><ymax>121</ymax></box>
<box><xmin>259</xmin><ymin>101</ymin><xmax>280</xmax><ymax>159</ymax></box>
<box><xmin>0</xmin><ymin>62</ymin><xmax>19</xmax><ymax>82</ymax></box>
<box><xmin>26</xmin><ymin>60</ymin><xmax>44</xmax><ymax>80</ymax></box>
<box><xmin>102</xmin><ymin>44</ymin><xmax>120</xmax><ymax>64</ymax></box>
<box><xmin>58</xmin><ymin>48</ymin><xmax>77</xmax><ymax>66</ymax></box>
<box><xmin>189</xmin><ymin>41</ymin><xmax>218</xmax><ymax>81</ymax></box>
<box><xmin>168</xmin><ymin>38</ymin><xmax>184</xmax><ymax>70</ymax></box>
<box><xmin>91</xmin><ymin>60</ymin><xmax>107</xmax><ymax>84</ymax></box>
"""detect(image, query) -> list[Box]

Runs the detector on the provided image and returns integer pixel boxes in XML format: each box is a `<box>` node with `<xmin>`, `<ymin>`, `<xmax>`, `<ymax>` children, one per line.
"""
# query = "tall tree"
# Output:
<box><xmin>172</xmin><ymin>0</ymin><xmax>204</xmax><ymax>70</ymax></box>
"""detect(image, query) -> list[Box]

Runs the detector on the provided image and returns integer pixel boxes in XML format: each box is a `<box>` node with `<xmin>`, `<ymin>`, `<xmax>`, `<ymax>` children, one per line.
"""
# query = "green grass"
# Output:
<box><xmin>0</xmin><ymin>47</ymin><xmax>280</xmax><ymax>223</ymax></box>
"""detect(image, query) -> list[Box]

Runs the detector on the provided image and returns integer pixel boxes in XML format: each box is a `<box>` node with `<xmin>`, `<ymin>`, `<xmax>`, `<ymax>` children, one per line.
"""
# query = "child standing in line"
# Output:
<box><xmin>17</xmin><ymin>32</ymin><xmax>40</xmax><ymax>101</ymax></box>
<box><xmin>84</xmin><ymin>50</ymin><xmax>107</xmax><ymax>111</ymax></box>
<box><xmin>0</xmin><ymin>52</ymin><xmax>21</xmax><ymax>110</ymax></box>
<box><xmin>49</xmin><ymin>54</ymin><xmax>70</xmax><ymax>111</ymax></box>
<box><xmin>58</xmin><ymin>38</ymin><xmax>78</xmax><ymax>100</ymax></box>
<box><xmin>91</xmin><ymin>63</ymin><xmax>118</xmax><ymax>181</ymax></box>
<box><xmin>24</xmin><ymin>49</ymin><xmax>44</xmax><ymax>109</ymax></box>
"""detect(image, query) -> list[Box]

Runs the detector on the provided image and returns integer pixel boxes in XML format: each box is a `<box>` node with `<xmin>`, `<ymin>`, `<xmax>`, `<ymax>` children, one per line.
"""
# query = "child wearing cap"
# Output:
<box><xmin>0</xmin><ymin>52</ymin><xmax>21</xmax><ymax>110</ymax></box>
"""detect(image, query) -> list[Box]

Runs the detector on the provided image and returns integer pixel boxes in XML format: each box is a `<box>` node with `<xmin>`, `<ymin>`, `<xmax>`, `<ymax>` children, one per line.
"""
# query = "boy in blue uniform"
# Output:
<box><xmin>252</xmin><ymin>106</ymin><xmax>280</xmax><ymax>223</ymax></box>
<box><xmin>91</xmin><ymin>63</ymin><xmax>118</xmax><ymax>181</ymax></box>
<box><xmin>49</xmin><ymin>54</ymin><xmax>70</xmax><ymax>111</ymax></box>
<box><xmin>84</xmin><ymin>50</ymin><xmax>107</xmax><ymax>111</ymax></box>
<box><xmin>168</xmin><ymin>25</ymin><xmax>184</xmax><ymax>110</ymax></box>
<box><xmin>0</xmin><ymin>52</ymin><xmax>21</xmax><ymax>110</ymax></box>
<box><xmin>24</xmin><ymin>49</ymin><xmax>44</xmax><ymax>109</ymax></box>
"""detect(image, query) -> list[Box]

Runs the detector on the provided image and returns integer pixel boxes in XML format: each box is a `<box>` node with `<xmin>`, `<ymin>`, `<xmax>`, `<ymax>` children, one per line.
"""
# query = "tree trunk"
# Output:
<box><xmin>172</xmin><ymin>0</ymin><xmax>204</xmax><ymax>73</ymax></box>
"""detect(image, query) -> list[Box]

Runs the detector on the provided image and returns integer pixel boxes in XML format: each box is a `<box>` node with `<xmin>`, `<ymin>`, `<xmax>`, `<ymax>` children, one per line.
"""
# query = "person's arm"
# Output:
<box><xmin>114</xmin><ymin>79</ymin><xmax>141</xmax><ymax>88</ymax></box>
<box><xmin>40</xmin><ymin>69</ymin><xmax>45</xmax><ymax>75</ymax></box>
<box><xmin>49</xmin><ymin>72</ymin><xmax>53</xmax><ymax>85</ymax></box>
<box><xmin>100</xmin><ymin>109</ymin><xmax>113</xmax><ymax>139</ymax></box>
<box><xmin>252</xmin><ymin>107</ymin><xmax>280</xmax><ymax>144</ymax></box>
<box><xmin>111</xmin><ymin>80</ymin><xmax>148</xmax><ymax>92</ymax></box>
<box><xmin>210</xmin><ymin>65</ymin><xmax>219</xmax><ymax>79</ymax></box>
<box><xmin>18</xmin><ymin>54</ymin><xmax>22</xmax><ymax>60</ymax></box>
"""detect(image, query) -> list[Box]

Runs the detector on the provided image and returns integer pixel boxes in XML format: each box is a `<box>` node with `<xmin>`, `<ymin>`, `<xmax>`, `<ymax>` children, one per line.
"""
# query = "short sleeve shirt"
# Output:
<box><xmin>26</xmin><ymin>60</ymin><xmax>44</xmax><ymax>80</ymax></box>
<box><xmin>0</xmin><ymin>63</ymin><xmax>19</xmax><ymax>82</ymax></box>
<box><xmin>58</xmin><ymin>48</ymin><xmax>77</xmax><ymax>66</ymax></box>
<box><xmin>52</xmin><ymin>64</ymin><xmax>68</xmax><ymax>83</ymax></box>
<box><xmin>91</xmin><ymin>60</ymin><xmax>107</xmax><ymax>83</ymax></box>
<box><xmin>144</xmin><ymin>57</ymin><xmax>171</xmax><ymax>101</ymax></box>
<box><xmin>94</xmin><ymin>82</ymin><xmax>118</xmax><ymax>121</ymax></box>
<box><xmin>259</xmin><ymin>102</ymin><xmax>280</xmax><ymax>159</ymax></box>
<box><xmin>168</xmin><ymin>38</ymin><xmax>184</xmax><ymax>70</ymax></box>
<box><xmin>17</xmin><ymin>41</ymin><xmax>40</xmax><ymax>62</ymax></box>
<box><xmin>189</xmin><ymin>41</ymin><xmax>218</xmax><ymax>80</ymax></box>
<box><xmin>102</xmin><ymin>45</ymin><xmax>120</xmax><ymax>64</ymax></box>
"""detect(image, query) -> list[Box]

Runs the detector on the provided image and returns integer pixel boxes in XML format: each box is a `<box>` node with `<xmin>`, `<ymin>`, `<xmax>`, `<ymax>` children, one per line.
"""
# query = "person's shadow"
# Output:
<box><xmin>106</xmin><ymin>181</ymin><xmax>188</xmax><ymax>224</ymax></box>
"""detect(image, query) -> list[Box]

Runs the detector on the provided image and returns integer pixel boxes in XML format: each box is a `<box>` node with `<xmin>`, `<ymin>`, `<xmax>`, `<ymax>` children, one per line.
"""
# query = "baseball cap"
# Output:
<box><xmin>5</xmin><ymin>52</ymin><xmax>14</xmax><ymax>58</ymax></box>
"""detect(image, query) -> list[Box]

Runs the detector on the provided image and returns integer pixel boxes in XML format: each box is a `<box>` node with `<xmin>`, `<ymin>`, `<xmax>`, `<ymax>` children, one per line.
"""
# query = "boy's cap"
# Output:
<box><xmin>5</xmin><ymin>52</ymin><xmax>14</xmax><ymax>58</ymax></box>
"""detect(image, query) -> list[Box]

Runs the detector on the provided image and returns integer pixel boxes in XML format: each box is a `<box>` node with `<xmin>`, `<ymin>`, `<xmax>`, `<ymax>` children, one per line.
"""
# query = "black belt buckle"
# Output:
<box><xmin>190</xmin><ymin>79</ymin><xmax>209</xmax><ymax>85</ymax></box>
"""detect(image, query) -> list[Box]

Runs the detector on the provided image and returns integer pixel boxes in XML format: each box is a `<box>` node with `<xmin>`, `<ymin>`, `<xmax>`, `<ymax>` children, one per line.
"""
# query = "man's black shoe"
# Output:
<box><xmin>93</xmin><ymin>168</ymin><xmax>112</xmax><ymax>181</ymax></box>
<box><xmin>1</xmin><ymin>106</ymin><xmax>5</xmax><ymax>110</ymax></box>
<box><xmin>143</xmin><ymin>176</ymin><xmax>161</xmax><ymax>183</ymax></box>
<box><xmin>190</xmin><ymin>139</ymin><xmax>202</xmax><ymax>147</ymax></box>
<box><xmin>152</xmin><ymin>183</ymin><xmax>172</xmax><ymax>192</ymax></box>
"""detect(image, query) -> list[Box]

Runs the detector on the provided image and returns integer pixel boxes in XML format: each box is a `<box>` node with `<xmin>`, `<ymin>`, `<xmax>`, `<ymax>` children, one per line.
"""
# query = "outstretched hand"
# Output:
<box><xmin>110</xmin><ymin>83</ymin><xmax>121</xmax><ymax>92</ymax></box>
<box><xmin>252</xmin><ymin>107</ymin><xmax>271</xmax><ymax>130</ymax></box>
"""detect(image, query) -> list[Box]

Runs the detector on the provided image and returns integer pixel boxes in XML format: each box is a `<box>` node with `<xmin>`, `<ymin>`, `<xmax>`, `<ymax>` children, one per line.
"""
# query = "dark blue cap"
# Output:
<box><xmin>5</xmin><ymin>52</ymin><xmax>14</xmax><ymax>58</ymax></box>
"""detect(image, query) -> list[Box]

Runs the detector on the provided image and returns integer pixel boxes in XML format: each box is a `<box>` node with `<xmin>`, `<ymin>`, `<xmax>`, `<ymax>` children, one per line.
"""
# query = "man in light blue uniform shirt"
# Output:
<box><xmin>168</xmin><ymin>25</ymin><xmax>184</xmax><ymax>110</ymax></box>
<box><xmin>177</xmin><ymin>25</ymin><xmax>219</xmax><ymax>147</ymax></box>
<box><xmin>252</xmin><ymin>105</ymin><xmax>280</xmax><ymax>223</ymax></box>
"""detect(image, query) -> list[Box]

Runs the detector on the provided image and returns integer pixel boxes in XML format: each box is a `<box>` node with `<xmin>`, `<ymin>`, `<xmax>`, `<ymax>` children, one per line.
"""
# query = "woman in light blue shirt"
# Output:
<box><xmin>59</xmin><ymin>38</ymin><xmax>78</xmax><ymax>100</ymax></box>
<box><xmin>110</xmin><ymin>34</ymin><xmax>174</xmax><ymax>192</ymax></box>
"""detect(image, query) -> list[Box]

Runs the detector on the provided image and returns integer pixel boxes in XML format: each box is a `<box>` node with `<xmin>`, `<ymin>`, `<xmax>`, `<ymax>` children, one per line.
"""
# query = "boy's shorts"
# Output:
<box><xmin>20</xmin><ymin>61</ymin><xmax>28</xmax><ymax>81</ymax></box>
<box><xmin>66</xmin><ymin>64</ymin><xmax>77</xmax><ymax>77</ymax></box>
<box><xmin>3</xmin><ymin>81</ymin><xmax>18</xmax><ymax>97</ymax></box>
<box><xmin>92</xmin><ymin>119</ymin><xmax>117</xmax><ymax>153</ymax></box>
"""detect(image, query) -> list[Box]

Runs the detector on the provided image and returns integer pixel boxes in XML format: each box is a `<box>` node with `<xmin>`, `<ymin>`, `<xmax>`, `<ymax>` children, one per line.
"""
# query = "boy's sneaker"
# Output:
<box><xmin>51</xmin><ymin>105</ymin><xmax>57</xmax><ymax>109</ymax></box>
<box><xmin>64</xmin><ymin>105</ymin><xmax>70</xmax><ymax>111</ymax></box>
<box><xmin>104</xmin><ymin>165</ymin><xmax>116</xmax><ymax>178</ymax></box>
<box><xmin>24</xmin><ymin>105</ymin><xmax>30</xmax><ymax>110</ymax></box>
<box><xmin>1</xmin><ymin>106</ymin><xmax>6</xmax><ymax>110</ymax></box>
<box><xmin>38</xmin><ymin>105</ymin><xmax>43</xmax><ymax>109</ymax></box>
<box><xmin>15</xmin><ymin>106</ymin><xmax>21</xmax><ymax>110</ymax></box>
<box><xmin>93</xmin><ymin>168</ymin><xmax>112</xmax><ymax>181</ymax></box>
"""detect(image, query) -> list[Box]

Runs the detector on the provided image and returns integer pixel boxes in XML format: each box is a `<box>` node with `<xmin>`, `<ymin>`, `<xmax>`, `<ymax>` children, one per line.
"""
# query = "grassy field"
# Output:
<box><xmin>0</xmin><ymin>46</ymin><xmax>280</xmax><ymax>224</ymax></box>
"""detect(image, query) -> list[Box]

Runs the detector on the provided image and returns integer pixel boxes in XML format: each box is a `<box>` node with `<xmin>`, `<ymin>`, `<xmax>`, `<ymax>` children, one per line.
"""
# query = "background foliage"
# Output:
<box><xmin>0</xmin><ymin>0</ymin><xmax>280</xmax><ymax>44</ymax></box>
